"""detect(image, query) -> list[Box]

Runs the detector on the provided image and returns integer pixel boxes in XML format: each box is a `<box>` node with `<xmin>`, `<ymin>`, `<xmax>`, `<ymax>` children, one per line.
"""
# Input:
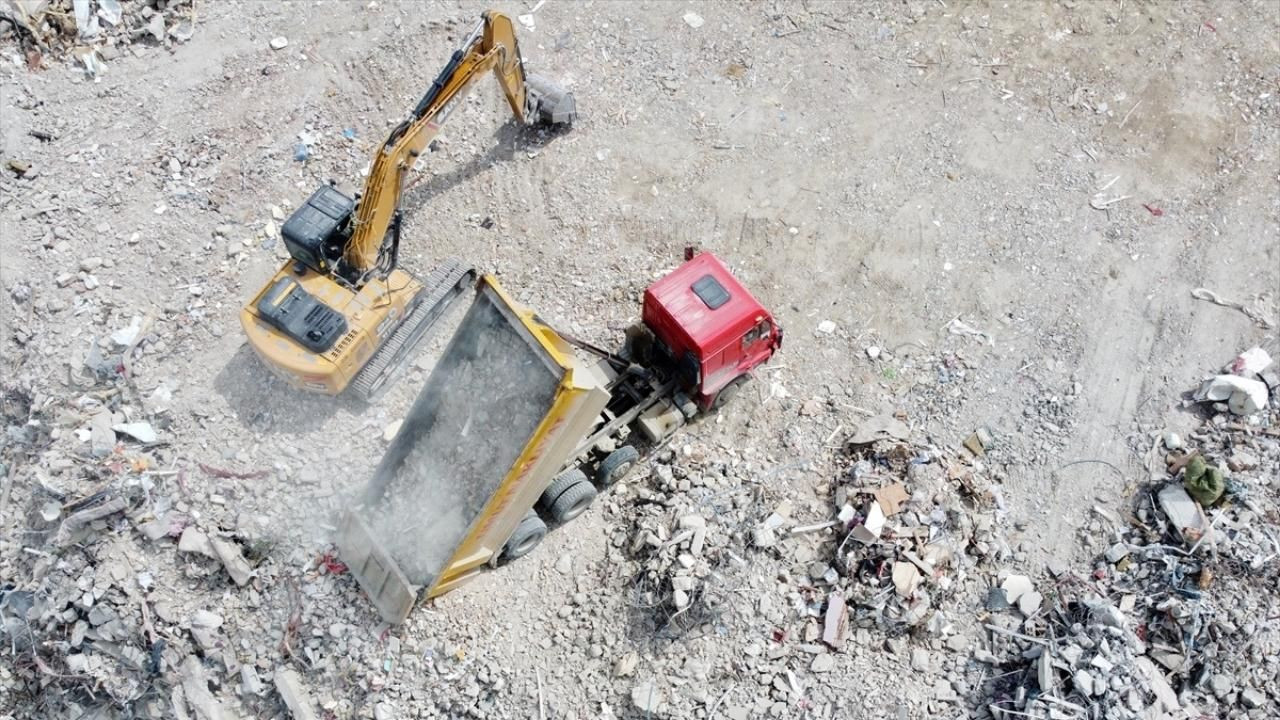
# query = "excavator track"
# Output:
<box><xmin>349</xmin><ymin>258</ymin><xmax>476</xmax><ymax>402</ymax></box>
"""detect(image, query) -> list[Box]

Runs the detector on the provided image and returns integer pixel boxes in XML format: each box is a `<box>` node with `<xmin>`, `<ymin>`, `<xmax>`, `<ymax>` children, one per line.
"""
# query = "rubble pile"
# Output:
<box><xmin>619</xmin><ymin>451</ymin><xmax>749</xmax><ymax>636</ymax></box>
<box><xmin>812</xmin><ymin>424</ymin><xmax>1010</xmax><ymax>638</ymax></box>
<box><xmin>1</xmin><ymin>0</ymin><xmax>197</xmax><ymax>71</ymax></box>
<box><xmin>0</xmin><ymin>368</ymin><xmax>286</xmax><ymax>719</ymax></box>
<box><xmin>974</xmin><ymin>347</ymin><xmax>1280</xmax><ymax>719</ymax></box>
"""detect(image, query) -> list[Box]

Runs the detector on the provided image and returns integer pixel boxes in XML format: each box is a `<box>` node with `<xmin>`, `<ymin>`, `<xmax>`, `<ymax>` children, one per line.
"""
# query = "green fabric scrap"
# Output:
<box><xmin>1183</xmin><ymin>455</ymin><xmax>1225</xmax><ymax>507</ymax></box>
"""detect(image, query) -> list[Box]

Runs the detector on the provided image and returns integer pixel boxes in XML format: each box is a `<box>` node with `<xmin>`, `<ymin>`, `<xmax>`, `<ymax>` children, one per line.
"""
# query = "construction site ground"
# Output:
<box><xmin>2</xmin><ymin>1</ymin><xmax>1278</xmax><ymax>719</ymax></box>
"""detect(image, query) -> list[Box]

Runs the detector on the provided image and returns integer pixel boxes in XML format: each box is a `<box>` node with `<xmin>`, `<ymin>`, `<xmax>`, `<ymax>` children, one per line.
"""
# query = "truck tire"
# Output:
<box><xmin>499</xmin><ymin>512</ymin><xmax>546</xmax><ymax>564</ymax></box>
<box><xmin>712</xmin><ymin>376</ymin><xmax>749</xmax><ymax>410</ymax></box>
<box><xmin>540</xmin><ymin>468</ymin><xmax>588</xmax><ymax>509</ymax></box>
<box><xmin>545</xmin><ymin>477</ymin><xmax>597</xmax><ymax>524</ymax></box>
<box><xmin>596</xmin><ymin>445</ymin><xmax>640</xmax><ymax>487</ymax></box>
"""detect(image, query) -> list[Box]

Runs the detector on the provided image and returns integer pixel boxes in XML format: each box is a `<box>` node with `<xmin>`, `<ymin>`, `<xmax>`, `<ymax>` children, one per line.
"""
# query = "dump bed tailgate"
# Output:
<box><xmin>339</xmin><ymin>277</ymin><xmax>609</xmax><ymax>623</ymax></box>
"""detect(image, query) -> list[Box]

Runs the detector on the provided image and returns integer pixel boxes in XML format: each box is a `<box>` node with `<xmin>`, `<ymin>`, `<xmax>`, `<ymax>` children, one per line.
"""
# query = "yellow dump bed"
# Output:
<box><xmin>338</xmin><ymin>276</ymin><xmax>610</xmax><ymax>623</ymax></box>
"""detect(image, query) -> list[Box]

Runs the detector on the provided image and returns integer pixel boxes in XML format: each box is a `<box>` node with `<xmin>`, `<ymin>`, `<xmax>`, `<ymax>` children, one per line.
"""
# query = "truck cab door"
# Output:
<box><xmin>739</xmin><ymin>319</ymin><xmax>775</xmax><ymax>367</ymax></box>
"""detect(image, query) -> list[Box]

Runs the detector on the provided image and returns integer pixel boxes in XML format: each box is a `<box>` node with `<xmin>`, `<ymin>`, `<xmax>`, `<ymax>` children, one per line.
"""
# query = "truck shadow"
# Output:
<box><xmin>212</xmin><ymin>344</ymin><xmax>355</xmax><ymax>433</ymax></box>
<box><xmin>400</xmin><ymin>121</ymin><xmax>571</xmax><ymax>212</ymax></box>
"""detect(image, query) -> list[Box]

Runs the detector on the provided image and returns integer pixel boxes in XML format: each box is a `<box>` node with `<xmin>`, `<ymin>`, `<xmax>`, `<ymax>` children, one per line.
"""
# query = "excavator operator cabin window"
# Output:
<box><xmin>692</xmin><ymin>275</ymin><xmax>730</xmax><ymax>310</ymax></box>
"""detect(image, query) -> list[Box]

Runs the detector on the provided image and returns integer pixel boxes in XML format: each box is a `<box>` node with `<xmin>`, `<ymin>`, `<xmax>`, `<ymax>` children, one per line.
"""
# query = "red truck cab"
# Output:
<box><xmin>643</xmin><ymin>252</ymin><xmax>782</xmax><ymax>408</ymax></box>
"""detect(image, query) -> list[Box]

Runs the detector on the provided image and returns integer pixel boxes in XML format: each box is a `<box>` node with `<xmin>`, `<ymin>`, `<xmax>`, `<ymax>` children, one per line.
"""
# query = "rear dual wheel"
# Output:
<box><xmin>538</xmin><ymin>468</ymin><xmax>598</xmax><ymax>524</ymax></box>
<box><xmin>499</xmin><ymin>511</ymin><xmax>546</xmax><ymax>564</ymax></box>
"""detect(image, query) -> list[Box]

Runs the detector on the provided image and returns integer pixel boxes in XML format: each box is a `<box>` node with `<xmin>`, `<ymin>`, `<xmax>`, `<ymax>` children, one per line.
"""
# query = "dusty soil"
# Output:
<box><xmin>2</xmin><ymin>1</ymin><xmax>1278</xmax><ymax>719</ymax></box>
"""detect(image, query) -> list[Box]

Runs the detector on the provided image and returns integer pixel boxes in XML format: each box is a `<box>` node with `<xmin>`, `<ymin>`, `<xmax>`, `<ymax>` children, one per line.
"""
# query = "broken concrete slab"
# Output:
<box><xmin>848</xmin><ymin>415</ymin><xmax>909</xmax><ymax>445</ymax></box>
<box><xmin>1000</xmin><ymin>574</ymin><xmax>1033</xmax><ymax>605</ymax></box>
<box><xmin>210</xmin><ymin>537</ymin><xmax>253</xmax><ymax>586</ymax></box>
<box><xmin>1157</xmin><ymin>484</ymin><xmax>1208</xmax><ymax>543</ymax></box>
<box><xmin>892</xmin><ymin>561</ymin><xmax>921</xmax><ymax>597</ymax></box>
<box><xmin>822</xmin><ymin>592</ymin><xmax>848</xmax><ymax>650</ymax></box>
<box><xmin>181</xmin><ymin>656</ymin><xmax>238</xmax><ymax>720</ymax></box>
<box><xmin>178</xmin><ymin>527</ymin><xmax>217</xmax><ymax>557</ymax></box>
<box><xmin>274</xmin><ymin>667</ymin><xmax>318</xmax><ymax>720</ymax></box>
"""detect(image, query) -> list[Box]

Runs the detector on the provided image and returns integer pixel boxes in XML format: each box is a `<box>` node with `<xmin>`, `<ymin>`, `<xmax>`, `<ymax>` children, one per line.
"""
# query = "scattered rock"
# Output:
<box><xmin>274</xmin><ymin>667</ymin><xmax>319</xmax><ymax>720</ymax></box>
<box><xmin>631</xmin><ymin>680</ymin><xmax>664</xmax><ymax>714</ymax></box>
<box><xmin>269</xmin><ymin>36</ymin><xmax>289</xmax><ymax>50</ymax></box>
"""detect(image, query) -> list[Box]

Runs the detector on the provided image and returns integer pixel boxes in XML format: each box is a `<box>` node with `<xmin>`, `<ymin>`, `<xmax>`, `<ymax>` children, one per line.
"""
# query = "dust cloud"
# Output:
<box><xmin>360</xmin><ymin>288</ymin><xmax>561</xmax><ymax>586</ymax></box>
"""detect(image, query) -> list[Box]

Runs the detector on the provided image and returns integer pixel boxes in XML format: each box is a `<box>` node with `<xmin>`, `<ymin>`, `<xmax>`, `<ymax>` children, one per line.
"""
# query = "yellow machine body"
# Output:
<box><xmin>240</xmin><ymin>267</ymin><xmax>421</xmax><ymax>394</ymax></box>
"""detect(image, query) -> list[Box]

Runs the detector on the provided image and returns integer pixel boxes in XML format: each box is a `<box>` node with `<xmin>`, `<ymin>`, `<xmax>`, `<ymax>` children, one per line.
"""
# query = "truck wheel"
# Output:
<box><xmin>499</xmin><ymin>512</ymin><xmax>546</xmax><ymax>564</ymax></box>
<box><xmin>712</xmin><ymin>376</ymin><xmax>749</xmax><ymax>410</ymax></box>
<box><xmin>540</xmin><ymin>468</ymin><xmax>588</xmax><ymax>509</ymax></box>
<box><xmin>596</xmin><ymin>445</ymin><xmax>640</xmax><ymax>487</ymax></box>
<box><xmin>545</xmin><ymin>477</ymin><xmax>598</xmax><ymax>524</ymax></box>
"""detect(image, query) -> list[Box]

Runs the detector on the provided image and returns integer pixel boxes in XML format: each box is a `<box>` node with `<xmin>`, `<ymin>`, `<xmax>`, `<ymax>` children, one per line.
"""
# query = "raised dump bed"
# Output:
<box><xmin>337</xmin><ymin>277</ymin><xmax>610</xmax><ymax>623</ymax></box>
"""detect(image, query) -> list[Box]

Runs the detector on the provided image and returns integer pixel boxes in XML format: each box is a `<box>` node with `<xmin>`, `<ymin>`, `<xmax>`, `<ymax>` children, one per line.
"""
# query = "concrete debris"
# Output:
<box><xmin>178</xmin><ymin>527</ymin><xmax>216</xmax><ymax>558</ymax></box>
<box><xmin>972</xmin><ymin>361</ymin><xmax>1280</xmax><ymax>718</ymax></box>
<box><xmin>274</xmin><ymin>668</ymin><xmax>319</xmax><ymax>720</ymax></box>
<box><xmin>848</xmin><ymin>414</ymin><xmax>909</xmax><ymax>445</ymax></box>
<box><xmin>1000</xmin><ymin>574</ymin><xmax>1033</xmax><ymax>605</ymax></box>
<box><xmin>3</xmin><ymin>9</ymin><xmax>1278</xmax><ymax>720</ymax></box>
<box><xmin>181</xmin><ymin>656</ymin><xmax>237</xmax><ymax>720</ymax></box>
<box><xmin>630</xmin><ymin>680</ymin><xmax>664</xmax><ymax>714</ymax></box>
<box><xmin>1229</xmin><ymin>346</ymin><xmax>1272</xmax><ymax>376</ymax></box>
<box><xmin>382</xmin><ymin>419</ymin><xmax>402</xmax><ymax>442</ymax></box>
<box><xmin>613</xmin><ymin>652</ymin><xmax>639</xmax><ymax>678</ymax></box>
<box><xmin>112</xmin><ymin>421</ymin><xmax>157</xmax><ymax>443</ymax></box>
<box><xmin>210</xmin><ymin>536</ymin><xmax>254</xmax><ymax>586</ymax></box>
<box><xmin>821</xmin><ymin>592</ymin><xmax>847</xmax><ymax>649</ymax></box>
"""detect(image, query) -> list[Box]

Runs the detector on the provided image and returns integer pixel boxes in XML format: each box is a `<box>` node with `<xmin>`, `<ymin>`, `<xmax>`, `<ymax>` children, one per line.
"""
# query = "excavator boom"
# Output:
<box><xmin>346</xmin><ymin>11</ymin><xmax>575</xmax><ymax>271</ymax></box>
<box><xmin>239</xmin><ymin>10</ymin><xmax>574</xmax><ymax>400</ymax></box>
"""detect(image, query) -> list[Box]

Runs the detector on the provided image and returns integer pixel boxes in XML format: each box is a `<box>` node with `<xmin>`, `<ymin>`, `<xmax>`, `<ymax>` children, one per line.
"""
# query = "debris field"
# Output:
<box><xmin>1</xmin><ymin>1</ymin><xmax>1278</xmax><ymax>719</ymax></box>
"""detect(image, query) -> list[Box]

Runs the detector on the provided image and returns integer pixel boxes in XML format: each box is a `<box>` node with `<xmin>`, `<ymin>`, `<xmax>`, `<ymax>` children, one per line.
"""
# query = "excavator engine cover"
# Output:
<box><xmin>281</xmin><ymin>184</ymin><xmax>355</xmax><ymax>274</ymax></box>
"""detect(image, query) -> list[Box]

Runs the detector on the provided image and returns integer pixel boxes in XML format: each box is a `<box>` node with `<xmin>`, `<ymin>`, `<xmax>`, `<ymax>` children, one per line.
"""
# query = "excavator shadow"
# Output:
<box><xmin>401</xmin><ymin>121</ymin><xmax>572</xmax><ymax>212</ymax></box>
<box><xmin>213</xmin><ymin>344</ymin><xmax>356</xmax><ymax>433</ymax></box>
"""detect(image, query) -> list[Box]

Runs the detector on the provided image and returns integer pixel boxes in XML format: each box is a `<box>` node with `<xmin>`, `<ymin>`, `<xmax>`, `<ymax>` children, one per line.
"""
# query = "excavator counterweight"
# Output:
<box><xmin>239</xmin><ymin>11</ymin><xmax>575</xmax><ymax>400</ymax></box>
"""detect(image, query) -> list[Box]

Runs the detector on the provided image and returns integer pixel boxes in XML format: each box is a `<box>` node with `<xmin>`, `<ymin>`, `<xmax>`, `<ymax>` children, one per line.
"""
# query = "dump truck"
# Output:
<box><xmin>338</xmin><ymin>252</ymin><xmax>782</xmax><ymax>623</ymax></box>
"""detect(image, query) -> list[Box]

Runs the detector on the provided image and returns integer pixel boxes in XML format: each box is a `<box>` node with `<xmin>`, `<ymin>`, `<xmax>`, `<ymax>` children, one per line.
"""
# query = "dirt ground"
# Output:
<box><xmin>2</xmin><ymin>1</ymin><xmax>1278</xmax><ymax>719</ymax></box>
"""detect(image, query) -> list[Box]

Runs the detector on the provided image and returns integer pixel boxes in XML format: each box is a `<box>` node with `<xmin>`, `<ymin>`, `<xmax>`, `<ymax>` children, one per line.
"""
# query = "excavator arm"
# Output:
<box><xmin>345</xmin><ymin>11</ymin><xmax>575</xmax><ymax>273</ymax></box>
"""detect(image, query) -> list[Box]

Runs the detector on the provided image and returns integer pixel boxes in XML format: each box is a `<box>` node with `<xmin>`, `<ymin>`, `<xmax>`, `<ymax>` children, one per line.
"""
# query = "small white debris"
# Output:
<box><xmin>816</xmin><ymin>320</ymin><xmax>837</xmax><ymax>335</ymax></box>
<box><xmin>383</xmin><ymin>419</ymin><xmax>403</xmax><ymax>442</ymax></box>
<box><xmin>683</xmin><ymin>11</ymin><xmax>705</xmax><ymax>28</ymax></box>
<box><xmin>865</xmin><ymin>345</ymin><xmax>881</xmax><ymax>360</ymax></box>
<box><xmin>269</xmin><ymin>36</ymin><xmax>289</xmax><ymax>50</ymax></box>
<box><xmin>112</xmin><ymin>422</ymin><xmax>157</xmax><ymax>443</ymax></box>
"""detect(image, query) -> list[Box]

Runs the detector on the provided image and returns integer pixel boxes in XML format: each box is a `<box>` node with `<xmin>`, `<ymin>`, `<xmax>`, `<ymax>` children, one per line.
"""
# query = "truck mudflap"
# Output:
<box><xmin>338</xmin><ymin>277</ymin><xmax>610</xmax><ymax>623</ymax></box>
<box><xmin>336</xmin><ymin>512</ymin><xmax>419</xmax><ymax>624</ymax></box>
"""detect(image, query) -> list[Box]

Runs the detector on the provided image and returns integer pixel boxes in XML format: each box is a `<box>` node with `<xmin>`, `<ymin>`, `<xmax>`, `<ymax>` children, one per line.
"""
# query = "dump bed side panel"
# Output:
<box><xmin>339</xmin><ymin>278</ymin><xmax>608</xmax><ymax>623</ymax></box>
<box><xmin>433</xmin><ymin>362</ymin><xmax>610</xmax><ymax>592</ymax></box>
<box><xmin>342</xmin><ymin>281</ymin><xmax>562</xmax><ymax>617</ymax></box>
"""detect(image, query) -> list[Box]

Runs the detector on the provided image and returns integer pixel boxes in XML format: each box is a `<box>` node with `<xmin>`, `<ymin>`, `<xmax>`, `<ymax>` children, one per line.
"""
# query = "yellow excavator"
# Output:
<box><xmin>239</xmin><ymin>11</ymin><xmax>575</xmax><ymax>400</ymax></box>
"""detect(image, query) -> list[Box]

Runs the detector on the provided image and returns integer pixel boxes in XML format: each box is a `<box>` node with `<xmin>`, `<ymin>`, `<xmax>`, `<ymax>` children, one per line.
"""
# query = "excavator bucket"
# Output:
<box><xmin>526</xmin><ymin>74</ymin><xmax>577</xmax><ymax>125</ymax></box>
